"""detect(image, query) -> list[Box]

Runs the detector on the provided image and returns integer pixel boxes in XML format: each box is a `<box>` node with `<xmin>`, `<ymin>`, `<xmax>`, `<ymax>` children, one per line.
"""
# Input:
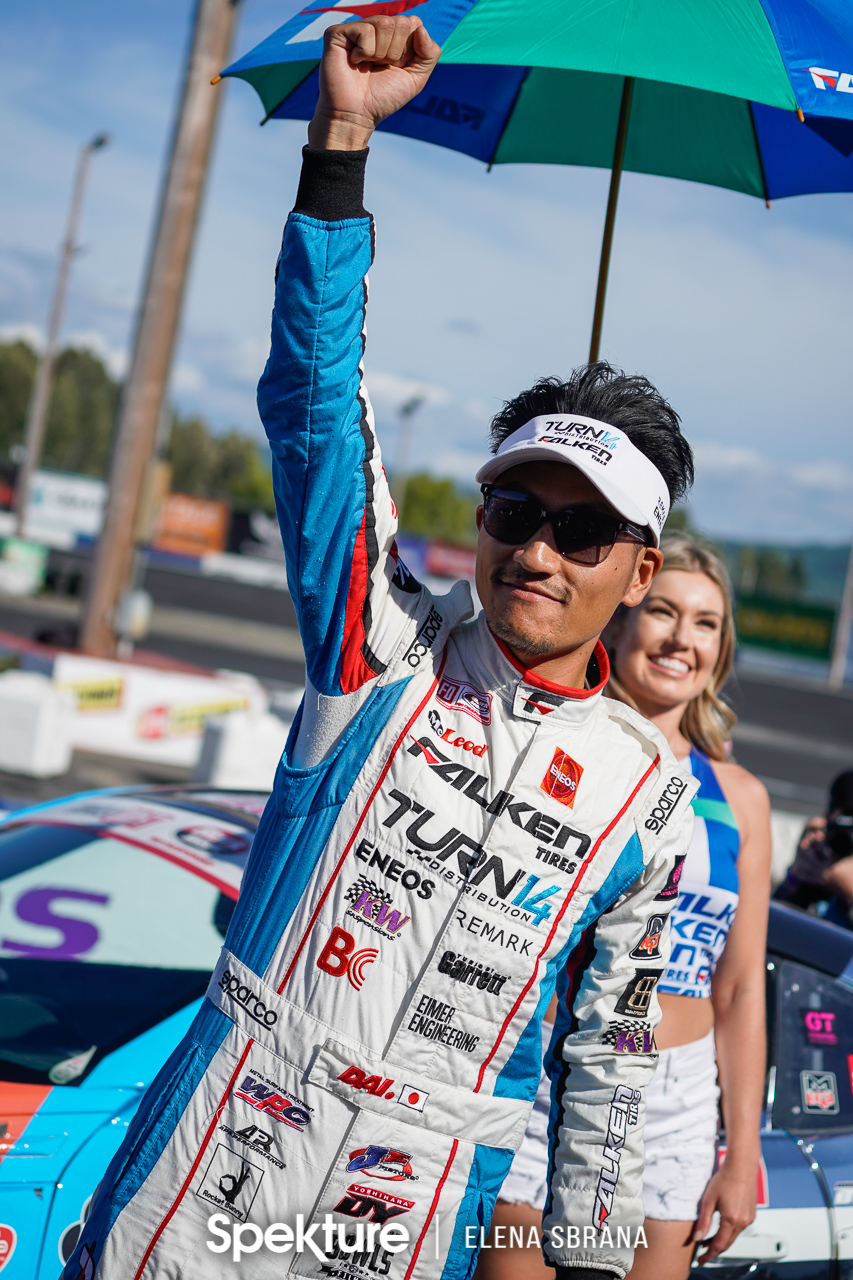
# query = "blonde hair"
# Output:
<box><xmin>606</xmin><ymin>534</ymin><xmax>737</xmax><ymax>762</ymax></box>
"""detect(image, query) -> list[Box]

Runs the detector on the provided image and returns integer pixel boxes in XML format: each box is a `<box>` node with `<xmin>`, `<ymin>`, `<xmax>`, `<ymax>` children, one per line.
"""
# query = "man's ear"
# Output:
<box><xmin>622</xmin><ymin>547</ymin><xmax>663</xmax><ymax>607</ymax></box>
<box><xmin>476</xmin><ymin>505</ymin><xmax>484</xmax><ymax>531</ymax></box>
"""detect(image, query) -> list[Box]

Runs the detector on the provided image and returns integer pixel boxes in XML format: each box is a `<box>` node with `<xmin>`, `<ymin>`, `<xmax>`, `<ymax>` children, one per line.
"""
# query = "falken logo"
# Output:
<box><xmin>593</xmin><ymin>1086</ymin><xmax>641</xmax><ymax>1231</ymax></box>
<box><xmin>808</xmin><ymin>67</ymin><xmax>853</xmax><ymax>93</ymax></box>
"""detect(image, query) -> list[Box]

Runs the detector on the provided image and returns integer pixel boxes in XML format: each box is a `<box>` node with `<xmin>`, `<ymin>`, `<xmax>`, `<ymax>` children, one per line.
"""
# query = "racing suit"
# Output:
<box><xmin>63</xmin><ymin>148</ymin><xmax>697</xmax><ymax>1280</ymax></box>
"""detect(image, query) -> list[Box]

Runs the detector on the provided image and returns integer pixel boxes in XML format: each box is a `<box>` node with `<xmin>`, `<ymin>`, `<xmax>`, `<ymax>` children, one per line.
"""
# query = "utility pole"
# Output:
<box><xmin>15</xmin><ymin>134</ymin><xmax>109</xmax><ymax>537</ymax></box>
<box><xmin>830</xmin><ymin>535</ymin><xmax>853</xmax><ymax>689</ymax></box>
<box><xmin>80</xmin><ymin>0</ymin><xmax>241</xmax><ymax>656</ymax></box>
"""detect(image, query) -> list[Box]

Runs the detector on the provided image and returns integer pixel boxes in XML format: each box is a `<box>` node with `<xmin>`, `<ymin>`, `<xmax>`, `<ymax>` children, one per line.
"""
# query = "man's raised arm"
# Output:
<box><xmin>257</xmin><ymin>18</ymin><xmax>440</xmax><ymax>699</ymax></box>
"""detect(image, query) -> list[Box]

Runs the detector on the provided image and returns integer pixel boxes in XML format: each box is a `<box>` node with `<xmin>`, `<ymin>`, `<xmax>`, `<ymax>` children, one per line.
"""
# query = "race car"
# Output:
<box><xmin>0</xmin><ymin>787</ymin><xmax>851</xmax><ymax>1278</ymax></box>
<box><xmin>0</xmin><ymin>786</ymin><xmax>266</xmax><ymax>1279</ymax></box>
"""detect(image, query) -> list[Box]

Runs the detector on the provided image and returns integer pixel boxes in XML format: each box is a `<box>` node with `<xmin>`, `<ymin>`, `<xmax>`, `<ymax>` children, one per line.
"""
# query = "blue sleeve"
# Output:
<box><xmin>257</xmin><ymin>152</ymin><xmax>418</xmax><ymax>697</ymax></box>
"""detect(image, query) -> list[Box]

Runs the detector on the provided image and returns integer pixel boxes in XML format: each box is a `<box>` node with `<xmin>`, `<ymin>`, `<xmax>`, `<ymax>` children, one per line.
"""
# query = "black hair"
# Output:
<box><xmin>488</xmin><ymin>362</ymin><xmax>694</xmax><ymax>505</ymax></box>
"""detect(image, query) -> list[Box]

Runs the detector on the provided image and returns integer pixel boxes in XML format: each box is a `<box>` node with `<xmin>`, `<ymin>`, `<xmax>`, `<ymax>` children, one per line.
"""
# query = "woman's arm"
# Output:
<box><xmin>692</xmin><ymin>763</ymin><xmax>771</xmax><ymax>1262</ymax></box>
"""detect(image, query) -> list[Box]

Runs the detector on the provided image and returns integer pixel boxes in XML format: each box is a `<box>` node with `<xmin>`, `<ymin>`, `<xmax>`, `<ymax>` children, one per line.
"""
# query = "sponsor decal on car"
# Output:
<box><xmin>347</xmin><ymin>1145</ymin><xmax>417</xmax><ymax>1182</ymax></box>
<box><xmin>234</xmin><ymin>1074</ymin><xmax>312</xmax><ymax>1130</ymax></box>
<box><xmin>629</xmin><ymin>915</ymin><xmax>665</xmax><ymax>961</ymax></box>
<box><xmin>654</xmin><ymin>855</ymin><xmax>686</xmax><ymax>901</ymax></box>
<box><xmin>602</xmin><ymin>1021</ymin><xmax>656</xmax><ymax>1055</ymax></box>
<box><xmin>804</xmin><ymin>1010</ymin><xmax>838</xmax><ymax>1045</ymax></box>
<box><xmin>407</xmin><ymin>994</ymin><xmax>479</xmax><ymax>1053</ymax></box>
<box><xmin>614</xmin><ymin>970</ymin><xmax>663</xmax><ymax>1019</ymax></box>
<box><xmin>0</xmin><ymin>1226</ymin><xmax>15</xmax><ymax>1274</ymax></box>
<box><xmin>345</xmin><ymin>878</ymin><xmax>411</xmax><ymax>939</ymax></box>
<box><xmin>59</xmin><ymin>1196</ymin><xmax>92</xmax><ymax>1265</ymax></box>
<box><xmin>644</xmin><ymin>777</ymin><xmax>688</xmax><ymax>834</ymax></box>
<box><xmin>197</xmin><ymin>1142</ymin><xmax>264</xmax><ymax>1221</ymax></box>
<box><xmin>540</xmin><ymin>748</ymin><xmax>583</xmax><ymax>809</ymax></box>
<box><xmin>592</xmin><ymin>1086</ymin><xmax>641</xmax><ymax>1231</ymax></box>
<box><xmin>218</xmin><ymin>969</ymin><xmax>278</xmax><ymax>1028</ymax></box>
<box><xmin>317</xmin><ymin>926</ymin><xmax>378</xmax><ymax>991</ymax></box>
<box><xmin>353</xmin><ymin>839</ymin><xmax>435</xmax><ymax>899</ymax></box>
<box><xmin>801</xmin><ymin>1070</ymin><xmax>839</xmax><ymax>1114</ymax></box>
<box><xmin>436</xmin><ymin>676</ymin><xmax>492</xmax><ymax>725</ymax></box>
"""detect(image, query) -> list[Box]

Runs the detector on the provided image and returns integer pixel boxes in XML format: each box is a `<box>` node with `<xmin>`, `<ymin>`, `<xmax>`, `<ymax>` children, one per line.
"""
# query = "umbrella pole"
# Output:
<box><xmin>588</xmin><ymin>75</ymin><xmax>634</xmax><ymax>363</ymax></box>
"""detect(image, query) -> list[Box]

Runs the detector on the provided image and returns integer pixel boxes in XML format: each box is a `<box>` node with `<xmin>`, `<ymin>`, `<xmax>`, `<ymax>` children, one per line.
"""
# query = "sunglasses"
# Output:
<box><xmin>480</xmin><ymin>485</ymin><xmax>649</xmax><ymax>566</ymax></box>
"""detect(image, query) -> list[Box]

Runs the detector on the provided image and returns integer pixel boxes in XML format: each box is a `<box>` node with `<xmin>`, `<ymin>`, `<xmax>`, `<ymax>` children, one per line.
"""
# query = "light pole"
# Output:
<box><xmin>80</xmin><ymin>0</ymin><xmax>241</xmax><ymax>657</ymax></box>
<box><xmin>14</xmin><ymin>133</ymin><xmax>109</xmax><ymax>537</ymax></box>
<box><xmin>392</xmin><ymin>395</ymin><xmax>424</xmax><ymax>527</ymax></box>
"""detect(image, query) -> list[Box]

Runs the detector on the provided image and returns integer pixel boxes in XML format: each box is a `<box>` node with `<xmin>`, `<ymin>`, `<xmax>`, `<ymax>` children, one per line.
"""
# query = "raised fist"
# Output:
<box><xmin>308</xmin><ymin>15</ymin><xmax>441</xmax><ymax>151</ymax></box>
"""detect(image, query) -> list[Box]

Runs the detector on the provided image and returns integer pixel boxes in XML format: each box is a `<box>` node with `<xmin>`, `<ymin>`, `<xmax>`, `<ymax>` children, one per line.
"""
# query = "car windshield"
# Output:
<box><xmin>0</xmin><ymin>802</ymin><xmax>249</xmax><ymax>1087</ymax></box>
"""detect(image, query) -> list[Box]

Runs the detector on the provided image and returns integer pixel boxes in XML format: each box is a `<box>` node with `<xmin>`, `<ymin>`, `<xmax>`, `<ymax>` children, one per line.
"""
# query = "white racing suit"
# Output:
<box><xmin>62</xmin><ymin>148</ymin><xmax>697</xmax><ymax>1280</ymax></box>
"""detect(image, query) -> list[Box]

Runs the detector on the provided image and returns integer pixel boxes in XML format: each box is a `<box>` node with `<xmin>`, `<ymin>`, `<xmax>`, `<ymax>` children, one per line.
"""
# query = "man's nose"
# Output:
<box><xmin>513</xmin><ymin>521</ymin><xmax>562</xmax><ymax>572</ymax></box>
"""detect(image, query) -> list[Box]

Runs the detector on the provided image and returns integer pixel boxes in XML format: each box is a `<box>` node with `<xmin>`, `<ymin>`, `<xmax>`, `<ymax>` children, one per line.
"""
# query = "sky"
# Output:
<box><xmin>2</xmin><ymin>1</ymin><xmax>853</xmax><ymax>543</ymax></box>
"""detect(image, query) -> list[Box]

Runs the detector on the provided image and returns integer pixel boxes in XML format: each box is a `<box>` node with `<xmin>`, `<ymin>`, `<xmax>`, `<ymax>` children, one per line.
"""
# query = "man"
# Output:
<box><xmin>775</xmin><ymin>769</ymin><xmax>853</xmax><ymax>928</ymax></box>
<box><xmin>64</xmin><ymin>17</ymin><xmax>697</xmax><ymax>1280</ymax></box>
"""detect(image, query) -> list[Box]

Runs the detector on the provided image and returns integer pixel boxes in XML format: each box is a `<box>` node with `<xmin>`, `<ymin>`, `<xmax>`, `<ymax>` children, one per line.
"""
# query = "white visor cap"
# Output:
<box><xmin>475</xmin><ymin>414</ymin><xmax>670</xmax><ymax>547</ymax></box>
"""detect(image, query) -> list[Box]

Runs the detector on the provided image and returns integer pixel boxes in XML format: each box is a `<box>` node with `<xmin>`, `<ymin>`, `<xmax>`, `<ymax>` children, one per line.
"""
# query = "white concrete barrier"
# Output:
<box><xmin>193</xmin><ymin>710</ymin><xmax>294</xmax><ymax>790</ymax></box>
<box><xmin>0</xmin><ymin>671</ymin><xmax>73</xmax><ymax>777</ymax></box>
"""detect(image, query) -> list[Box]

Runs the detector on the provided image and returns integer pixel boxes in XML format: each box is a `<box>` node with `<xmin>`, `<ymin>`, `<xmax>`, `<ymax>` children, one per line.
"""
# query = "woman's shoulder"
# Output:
<box><xmin>708</xmin><ymin>756</ymin><xmax>771</xmax><ymax>835</ymax></box>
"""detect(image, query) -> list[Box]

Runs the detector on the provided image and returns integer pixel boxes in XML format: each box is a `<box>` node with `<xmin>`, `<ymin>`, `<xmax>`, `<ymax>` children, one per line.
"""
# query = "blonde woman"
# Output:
<box><xmin>477</xmin><ymin>536</ymin><xmax>771</xmax><ymax>1280</ymax></box>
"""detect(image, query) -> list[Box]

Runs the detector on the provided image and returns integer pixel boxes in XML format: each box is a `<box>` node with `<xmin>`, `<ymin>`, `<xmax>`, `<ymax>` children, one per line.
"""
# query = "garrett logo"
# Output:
<box><xmin>540</xmin><ymin>748</ymin><xmax>583</xmax><ymax>809</ymax></box>
<box><xmin>317</xmin><ymin>926</ymin><xmax>378</xmax><ymax>991</ymax></box>
<box><xmin>218</xmin><ymin>969</ymin><xmax>278</xmax><ymax>1027</ymax></box>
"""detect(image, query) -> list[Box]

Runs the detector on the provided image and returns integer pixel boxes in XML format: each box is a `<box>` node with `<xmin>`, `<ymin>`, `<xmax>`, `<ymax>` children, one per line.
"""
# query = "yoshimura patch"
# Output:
<box><xmin>540</xmin><ymin>748</ymin><xmax>583</xmax><ymax>809</ymax></box>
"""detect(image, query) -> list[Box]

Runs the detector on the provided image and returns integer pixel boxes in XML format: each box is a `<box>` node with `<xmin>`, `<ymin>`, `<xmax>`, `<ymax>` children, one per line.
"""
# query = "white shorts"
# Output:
<box><xmin>499</xmin><ymin>1025</ymin><xmax>720</xmax><ymax>1222</ymax></box>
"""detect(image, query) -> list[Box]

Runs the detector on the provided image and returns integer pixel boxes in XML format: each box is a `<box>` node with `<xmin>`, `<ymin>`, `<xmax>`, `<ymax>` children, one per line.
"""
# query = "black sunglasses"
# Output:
<box><xmin>480</xmin><ymin>485</ymin><xmax>650</xmax><ymax>566</ymax></box>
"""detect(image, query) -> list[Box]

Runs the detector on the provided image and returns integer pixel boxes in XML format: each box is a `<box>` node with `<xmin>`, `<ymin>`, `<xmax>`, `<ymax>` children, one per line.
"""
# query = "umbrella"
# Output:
<box><xmin>220</xmin><ymin>0</ymin><xmax>853</xmax><ymax>359</ymax></box>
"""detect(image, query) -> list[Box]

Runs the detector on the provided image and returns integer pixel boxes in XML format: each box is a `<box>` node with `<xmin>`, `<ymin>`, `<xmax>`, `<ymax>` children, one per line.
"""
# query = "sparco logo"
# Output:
<box><xmin>219</xmin><ymin>969</ymin><xmax>278</xmax><ymax>1028</ymax></box>
<box><xmin>644</xmin><ymin>776</ymin><xmax>687</xmax><ymax>834</ymax></box>
<box><xmin>403</xmin><ymin>606</ymin><xmax>443</xmax><ymax>669</ymax></box>
<box><xmin>592</xmin><ymin>1086</ymin><xmax>640</xmax><ymax>1231</ymax></box>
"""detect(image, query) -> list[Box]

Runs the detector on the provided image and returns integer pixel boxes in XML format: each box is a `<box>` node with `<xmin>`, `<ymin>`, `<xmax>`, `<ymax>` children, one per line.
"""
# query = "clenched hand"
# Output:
<box><xmin>308</xmin><ymin>16</ymin><xmax>441</xmax><ymax>151</ymax></box>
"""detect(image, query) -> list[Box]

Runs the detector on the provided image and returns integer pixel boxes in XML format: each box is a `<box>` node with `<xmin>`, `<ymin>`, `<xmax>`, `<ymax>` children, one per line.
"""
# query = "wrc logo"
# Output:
<box><xmin>808</xmin><ymin>67</ymin><xmax>853</xmax><ymax>93</ymax></box>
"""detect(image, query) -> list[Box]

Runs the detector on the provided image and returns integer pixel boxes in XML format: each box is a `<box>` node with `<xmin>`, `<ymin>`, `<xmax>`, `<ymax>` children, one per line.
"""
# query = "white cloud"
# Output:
<box><xmin>692</xmin><ymin>443</ymin><xmax>763</xmax><ymax>472</ymax></box>
<box><xmin>365</xmin><ymin>369</ymin><xmax>451</xmax><ymax>410</ymax></box>
<box><xmin>0</xmin><ymin>320</ymin><xmax>43</xmax><ymax>351</ymax></box>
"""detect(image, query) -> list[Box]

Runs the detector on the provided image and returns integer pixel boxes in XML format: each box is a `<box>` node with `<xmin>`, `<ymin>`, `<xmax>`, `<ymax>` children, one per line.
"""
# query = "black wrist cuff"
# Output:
<box><xmin>554</xmin><ymin>1269</ymin><xmax>618</xmax><ymax>1280</ymax></box>
<box><xmin>293</xmin><ymin>146</ymin><xmax>369</xmax><ymax>220</ymax></box>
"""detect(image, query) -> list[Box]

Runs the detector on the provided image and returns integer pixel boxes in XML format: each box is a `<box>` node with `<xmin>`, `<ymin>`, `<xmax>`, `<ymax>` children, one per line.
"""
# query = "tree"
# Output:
<box><xmin>399</xmin><ymin>472</ymin><xmax>478</xmax><ymax>545</ymax></box>
<box><xmin>42</xmin><ymin>346</ymin><xmax>119</xmax><ymax>476</ymax></box>
<box><xmin>166</xmin><ymin>415</ymin><xmax>274</xmax><ymax>512</ymax></box>
<box><xmin>0</xmin><ymin>341</ymin><xmax>38</xmax><ymax>459</ymax></box>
